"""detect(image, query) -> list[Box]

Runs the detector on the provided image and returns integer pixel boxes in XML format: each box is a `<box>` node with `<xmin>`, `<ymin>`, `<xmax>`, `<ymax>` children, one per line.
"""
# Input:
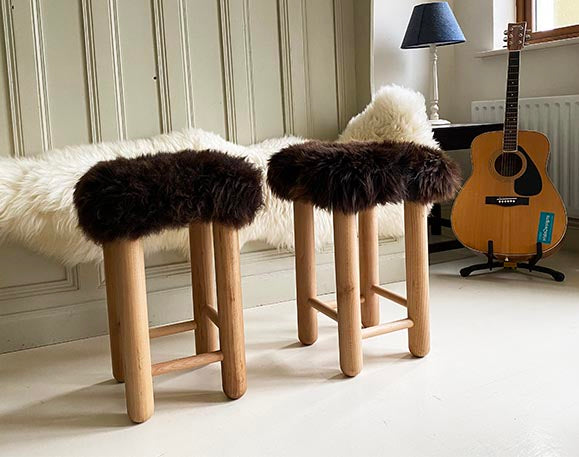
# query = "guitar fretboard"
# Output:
<box><xmin>503</xmin><ymin>51</ymin><xmax>520</xmax><ymax>151</ymax></box>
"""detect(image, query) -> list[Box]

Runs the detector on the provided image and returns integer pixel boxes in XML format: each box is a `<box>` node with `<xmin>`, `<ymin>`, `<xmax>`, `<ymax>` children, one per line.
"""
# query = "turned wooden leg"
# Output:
<box><xmin>103</xmin><ymin>240</ymin><xmax>154</xmax><ymax>423</ymax></box>
<box><xmin>213</xmin><ymin>223</ymin><xmax>247</xmax><ymax>400</ymax></box>
<box><xmin>190</xmin><ymin>223</ymin><xmax>219</xmax><ymax>354</ymax></box>
<box><xmin>359</xmin><ymin>207</ymin><xmax>379</xmax><ymax>328</ymax></box>
<box><xmin>293</xmin><ymin>201</ymin><xmax>318</xmax><ymax>345</ymax></box>
<box><xmin>333</xmin><ymin>211</ymin><xmax>363</xmax><ymax>377</ymax></box>
<box><xmin>103</xmin><ymin>249</ymin><xmax>124</xmax><ymax>383</ymax></box>
<box><xmin>404</xmin><ymin>202</ymin><xmax>430</xmax><ymax>357</ymax></box>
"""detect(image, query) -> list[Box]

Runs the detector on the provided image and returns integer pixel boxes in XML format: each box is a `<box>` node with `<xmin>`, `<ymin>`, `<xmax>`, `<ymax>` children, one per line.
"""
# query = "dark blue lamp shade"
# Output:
<box><xmin>401</xmin><ymin>2</ymin><xmax>465</xmax><ymax>49</ymax></box>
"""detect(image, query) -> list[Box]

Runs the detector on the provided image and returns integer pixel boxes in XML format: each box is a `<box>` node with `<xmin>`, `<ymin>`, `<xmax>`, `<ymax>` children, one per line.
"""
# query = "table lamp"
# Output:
<box><xmin>401</xmin><ymin>2</ymin><xmax>465</xmax><ymax>125</ymax></box>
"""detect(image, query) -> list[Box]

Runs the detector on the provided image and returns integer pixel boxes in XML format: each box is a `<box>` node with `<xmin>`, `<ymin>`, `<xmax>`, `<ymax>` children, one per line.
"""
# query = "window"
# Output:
<box><xmin>517</xmin><ymin>0</ymin><xmax>579</xmax><ymax>43</ymax></box>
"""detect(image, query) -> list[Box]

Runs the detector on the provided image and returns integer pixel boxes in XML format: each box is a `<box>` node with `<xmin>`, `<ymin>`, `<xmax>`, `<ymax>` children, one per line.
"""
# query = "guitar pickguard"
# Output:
<box><xmin>514</xmin><ymin>145</ymin><xmax>542</xmax><ymax>196</ymax></box>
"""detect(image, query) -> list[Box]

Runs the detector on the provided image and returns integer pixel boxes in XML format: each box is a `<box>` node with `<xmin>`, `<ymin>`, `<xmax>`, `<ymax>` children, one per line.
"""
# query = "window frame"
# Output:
<box><xmin>517</xmin><ymin>0</ymin><xmax>579</xmax><ymax>44</ymax></box>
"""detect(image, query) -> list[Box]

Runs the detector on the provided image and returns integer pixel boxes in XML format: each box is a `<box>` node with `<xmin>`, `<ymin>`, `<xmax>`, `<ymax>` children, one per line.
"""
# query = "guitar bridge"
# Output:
<box><xmin>485</xmin><ymin>196</ymin><xmax>529</xmax><ymax>207</ymax></box>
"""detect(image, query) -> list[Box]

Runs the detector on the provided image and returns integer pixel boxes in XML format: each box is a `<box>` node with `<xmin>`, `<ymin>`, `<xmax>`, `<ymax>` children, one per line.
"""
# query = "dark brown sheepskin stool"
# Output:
<box><xmin>269</xmin><ymin>140</ymin><xmax>460</xmax><ymax>378</ymax></box>
<box><xmin>74</xmin><ymin>150</ymin><xmax>263</xmax><ymax>243</ymax></box>
<box><xmin>267</xmin><ymin>140</ymin><xmax>460</xmax><ymax>213</ymax></box>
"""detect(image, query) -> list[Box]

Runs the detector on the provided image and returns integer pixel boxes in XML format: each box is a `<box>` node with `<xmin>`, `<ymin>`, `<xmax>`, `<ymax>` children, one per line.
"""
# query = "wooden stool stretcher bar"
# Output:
<box><xmin>149</xmin><ymin>319</ymin><xmax>197</xmax><ymax>339</ymax></box>
<box><xmin>371</xmin><ymin>285</ymin><xmax>407</xmax><ymax>307</ymax></box>
<box><xmin>204</xmin><ymin>305</ymin><xmax>220</xmax><ymax>327</ymax></box>
<box><xmin>308</xmin><ymin>297</ymin><xmax>338</xmax><ymax>321</ymax></box>
<box><xmin>361</xmin><ymin>318</ymin><xmax>414</xmax><ymax>339</ymax></box>
<box><xmin>152</xmin><ymin>350</ymin><xmax>224</xmax><ymax>376</ymax></box>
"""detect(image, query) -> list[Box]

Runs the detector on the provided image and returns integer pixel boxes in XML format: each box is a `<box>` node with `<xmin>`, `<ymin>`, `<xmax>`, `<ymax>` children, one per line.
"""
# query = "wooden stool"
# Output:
<box><xmin>74</xmin><ymin>150</ymin><xmax>263</xmax><ymax>422</ymax></box>
<box><xmin>267</xmin><ymin>140</ymin><xmax>460</xmax><ymax>376</ymax></box>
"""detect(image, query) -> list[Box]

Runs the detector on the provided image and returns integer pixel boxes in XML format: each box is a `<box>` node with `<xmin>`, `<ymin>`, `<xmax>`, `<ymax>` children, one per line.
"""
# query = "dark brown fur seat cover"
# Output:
<box><xmin>267</xmin><ymin>140</ymin><xmax>460</xmax><ymax>213</ymax></box>
<box><xmin>74</xmin><ymin>150</ymin><xmax>263</xmax><ymax>244</ymax></box>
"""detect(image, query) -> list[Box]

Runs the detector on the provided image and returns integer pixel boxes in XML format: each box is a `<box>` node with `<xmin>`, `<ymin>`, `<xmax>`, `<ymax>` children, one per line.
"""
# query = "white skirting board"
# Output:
<box><xmin>0</xmin><ymin>238</ymin><xmax>406</xmax><ymax>354</ymax></box>
<box><xmin>564</xmin><ymin>221</ymin><xmax>579</xmax><ymax>252</ymax></box>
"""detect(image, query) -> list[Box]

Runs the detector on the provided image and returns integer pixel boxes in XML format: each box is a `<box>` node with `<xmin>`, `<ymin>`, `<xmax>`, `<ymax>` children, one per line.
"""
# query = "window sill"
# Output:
<box><xmin>476</xmin><ymin>35</ymin><xmax>579</xmax><ymax>58</ymax></box>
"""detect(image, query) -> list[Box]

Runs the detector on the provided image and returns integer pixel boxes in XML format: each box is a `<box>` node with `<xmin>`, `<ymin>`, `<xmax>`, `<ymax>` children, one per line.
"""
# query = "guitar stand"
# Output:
<box><xmin>459</xmin><ymin>240</ymin><xmax>565</xmax><ymax>282</ymax></box>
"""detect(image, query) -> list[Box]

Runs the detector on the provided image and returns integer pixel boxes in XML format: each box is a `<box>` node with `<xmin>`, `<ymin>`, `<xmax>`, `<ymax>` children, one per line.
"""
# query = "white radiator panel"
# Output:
<box><xmin>472</xmin><ymin>96</ymin><xmax>579</xmax><ymax>219</ymax></box>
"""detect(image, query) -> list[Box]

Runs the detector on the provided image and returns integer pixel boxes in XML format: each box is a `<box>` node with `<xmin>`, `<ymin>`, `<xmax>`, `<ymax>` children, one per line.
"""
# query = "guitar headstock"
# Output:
<box><xmin>503</xmin><ymin>22</ymin><xmax>531</xmax><ymax>50</ymax></box>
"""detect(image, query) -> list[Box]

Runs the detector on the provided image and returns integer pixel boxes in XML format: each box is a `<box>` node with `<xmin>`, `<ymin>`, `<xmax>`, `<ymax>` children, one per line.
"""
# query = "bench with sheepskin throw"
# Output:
<box><xmin>0</xmin><ymin>85</ymin><xmax>439</xmax><ymax>266</ymax></box>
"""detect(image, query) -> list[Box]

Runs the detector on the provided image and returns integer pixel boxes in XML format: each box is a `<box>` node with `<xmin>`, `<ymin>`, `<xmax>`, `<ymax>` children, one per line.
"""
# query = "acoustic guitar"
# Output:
<box><xmin>451</xmin><ymin>22</ymin><xmax>567</xmax><ymax>261</ymax></box>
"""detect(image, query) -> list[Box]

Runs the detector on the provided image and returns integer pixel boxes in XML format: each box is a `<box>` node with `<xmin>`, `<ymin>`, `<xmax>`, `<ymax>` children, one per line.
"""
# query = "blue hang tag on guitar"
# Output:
<box><xmin>537</xmin><ymin>212</ymin><xmax>555</xmax><ymax>244</ymax></box>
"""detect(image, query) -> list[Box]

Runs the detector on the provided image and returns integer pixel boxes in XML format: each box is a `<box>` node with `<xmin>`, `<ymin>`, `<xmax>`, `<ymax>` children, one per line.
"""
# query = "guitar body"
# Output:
<box><xmin>451</xmin><ymin>130</ymin><xmax>567</xmax><ymax>261</ymax></box>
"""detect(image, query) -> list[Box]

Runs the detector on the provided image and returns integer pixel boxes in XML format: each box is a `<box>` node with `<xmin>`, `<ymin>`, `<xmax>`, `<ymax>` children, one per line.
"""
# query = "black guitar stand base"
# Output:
<box><xmin>459</xmin><ymin>240</ymin><xmax>565</xmax><ymax>282</ymax></box>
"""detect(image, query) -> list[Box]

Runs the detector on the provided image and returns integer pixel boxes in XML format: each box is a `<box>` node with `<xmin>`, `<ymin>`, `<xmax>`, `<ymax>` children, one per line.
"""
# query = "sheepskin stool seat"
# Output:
<box><xmin>74</xmin><ymin>150</ymin><xmax>262</xmax><ymax>423</ymax></box>
<box><xmin>267</xmin><ymin>140</ymin><xmax>459</xmax><ymax>377</ymax></box>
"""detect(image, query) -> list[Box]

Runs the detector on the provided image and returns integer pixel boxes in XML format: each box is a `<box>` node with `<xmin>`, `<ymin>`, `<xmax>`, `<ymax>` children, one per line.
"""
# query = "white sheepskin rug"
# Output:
<box><xmin>0</xmin><ymin>85</ymin><xmax>435</xmax><ymax>265</ymax></box>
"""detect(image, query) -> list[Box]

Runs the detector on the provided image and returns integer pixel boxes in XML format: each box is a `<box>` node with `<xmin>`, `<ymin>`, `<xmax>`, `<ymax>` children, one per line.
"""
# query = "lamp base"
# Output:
<box><xmin>429</xmin><ymin>118</ymin><xmax>451</xmax><ymax>125</ymax></box>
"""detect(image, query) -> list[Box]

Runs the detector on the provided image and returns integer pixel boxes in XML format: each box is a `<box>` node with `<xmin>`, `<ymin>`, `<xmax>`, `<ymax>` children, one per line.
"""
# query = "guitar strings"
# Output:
<box><xmin>503</xmin><ymin>47</ymin><xmax>520</xmax><ymax>177</ymax></box>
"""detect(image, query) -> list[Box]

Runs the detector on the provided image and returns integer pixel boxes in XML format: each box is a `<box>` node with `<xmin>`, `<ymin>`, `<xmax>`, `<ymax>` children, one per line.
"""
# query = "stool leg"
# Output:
<box><xmin>103</xmin><ymin>240</ymin><xmax>154</xmax><ymax>423</ymax></box>
<box><xmin>404</xmin><ymin>202</ymin><xmax>430</xmax><ymax>357</ymax></box>
<box><xmin>359</xmin><ymin>207</ymin><xmax>379</xmax><ymax>327</ymax></box>
<box><xmin>213</xmin><ymin>223</ymin><xmax>247</xmax><ymax>400</ymax></box>
<box><xmin>294</xmin><ymin>201</ymin><xmax>318</xmax><ymax>345</ymax></box>
<box><xmin>333</xmin><ymin>211</ymin><xmax>363</xmax><ymax>377</ymax></box>
<box><xmin>190</xmin><ymin>223</ymin><xmax>219</xmax><ymax>354</ymax></box>
<box><xmin>103</xmin><ymin>251</ymin><xmax>124</xmax><ymax>383</ymax></box>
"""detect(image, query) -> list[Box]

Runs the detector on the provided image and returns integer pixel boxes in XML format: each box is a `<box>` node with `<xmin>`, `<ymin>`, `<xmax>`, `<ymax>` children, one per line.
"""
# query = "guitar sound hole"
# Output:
<box><xmin>494</xmin><ymin>152</ymin><xmax>523</xmax><ymax>177</ymax></box>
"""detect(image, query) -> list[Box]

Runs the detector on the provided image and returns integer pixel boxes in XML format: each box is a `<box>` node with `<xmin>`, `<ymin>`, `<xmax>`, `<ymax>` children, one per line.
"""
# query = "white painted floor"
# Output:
<box><xmin>1</xmin><ymin>253</ymin><xmax>578</xmax><ymax>457</ymax></box>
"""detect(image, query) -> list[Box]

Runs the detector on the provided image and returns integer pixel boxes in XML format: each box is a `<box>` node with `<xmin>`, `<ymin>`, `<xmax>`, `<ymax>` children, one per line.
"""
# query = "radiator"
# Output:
<box><xmin>472</xmin><ymin>95</ymin><xmax>579</xmax><ymax>219</ymax></box>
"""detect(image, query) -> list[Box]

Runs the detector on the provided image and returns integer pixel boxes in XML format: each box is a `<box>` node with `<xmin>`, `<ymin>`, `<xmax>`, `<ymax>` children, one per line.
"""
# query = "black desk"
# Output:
<box><xmin>429</xmin><ymin>122</ymin><xmax>503</xmax><ymax>253</ymax></box>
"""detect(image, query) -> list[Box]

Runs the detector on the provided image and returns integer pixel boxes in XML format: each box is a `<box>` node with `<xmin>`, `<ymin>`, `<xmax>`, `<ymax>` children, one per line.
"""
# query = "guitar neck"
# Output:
<box><xmin>503</xmin><ymin>51</ymin><xmax>520</xmax><ymax>151</ymax></box>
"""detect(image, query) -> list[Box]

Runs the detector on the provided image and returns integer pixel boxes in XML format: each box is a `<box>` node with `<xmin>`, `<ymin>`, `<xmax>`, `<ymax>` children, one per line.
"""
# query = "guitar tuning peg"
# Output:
<box><xmin>504</xmin><ymin>30</ymin><xmax>508</xmax><ymax>35</ymax></box>
<box><xmin>503</xmin><ymin>37</ymin><xmax>508</xmax><ymax>42</ymax></box>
